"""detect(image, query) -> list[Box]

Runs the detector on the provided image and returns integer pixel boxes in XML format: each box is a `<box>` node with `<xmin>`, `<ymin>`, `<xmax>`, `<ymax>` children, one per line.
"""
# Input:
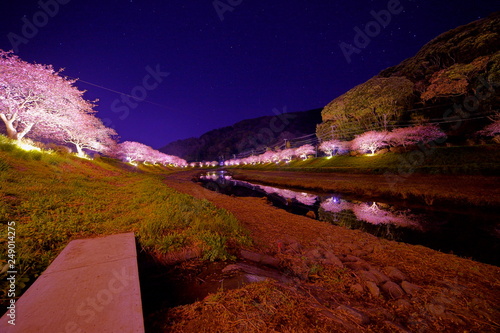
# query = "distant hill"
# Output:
<box><xmin>317</xmin><ymin>12</ymin><xmax>500</xmax><ymax>141</ymax></box>
<box><xmin>160</xmin><ymin>108</ymin><xmax>322</xmax><ymax>162</ymax></box>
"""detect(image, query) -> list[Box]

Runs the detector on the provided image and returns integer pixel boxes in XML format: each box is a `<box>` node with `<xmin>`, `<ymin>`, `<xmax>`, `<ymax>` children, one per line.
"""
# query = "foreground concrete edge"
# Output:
<box><xmin>0</xmin><ymin>232</ymin><xmax>145</xmax><ymax>333</ymax></box>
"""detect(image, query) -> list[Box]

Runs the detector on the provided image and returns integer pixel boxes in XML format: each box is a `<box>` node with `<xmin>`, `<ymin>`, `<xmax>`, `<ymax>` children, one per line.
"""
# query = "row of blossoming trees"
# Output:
<box><xmin>225</xmin><ymin>125</ymin><xmax>449</xmax><ymax>165</ymax></box>
<box><xmin>0</xmin><ymin>50</ymin><xmax>186</xmax><ymax>167</ymax></box>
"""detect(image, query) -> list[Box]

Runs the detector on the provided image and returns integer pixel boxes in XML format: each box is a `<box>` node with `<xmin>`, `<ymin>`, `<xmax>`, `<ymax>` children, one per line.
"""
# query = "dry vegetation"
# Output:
<box><xmin>157</xmin><ymin>171</ymin><xmax>500</xmax><ymax>332</ymax></box>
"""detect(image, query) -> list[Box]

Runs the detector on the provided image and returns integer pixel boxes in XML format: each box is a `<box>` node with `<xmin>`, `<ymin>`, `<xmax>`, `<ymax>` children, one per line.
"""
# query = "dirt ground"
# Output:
<box><xmin>157</xmin><ymin>170</ymin><xmax>500</xmax><ymax>332</ymax></box>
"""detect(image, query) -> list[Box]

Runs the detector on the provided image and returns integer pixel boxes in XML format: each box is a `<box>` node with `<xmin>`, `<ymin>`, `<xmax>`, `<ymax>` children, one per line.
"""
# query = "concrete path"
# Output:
<box><xmin>0</xmin><ymin>232</ymin><xmax>144</xmax><ymax>332</ymax></box>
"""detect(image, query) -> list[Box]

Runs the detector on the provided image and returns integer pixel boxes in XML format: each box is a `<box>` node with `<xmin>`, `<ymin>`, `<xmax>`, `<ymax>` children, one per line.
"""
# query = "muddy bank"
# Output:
<box><xmin>156</xmin><ymin>170</ymin><xmax>500</xmax><ymax>332</ymax></box>
<box><xmin>229</xmin><ymin>169</ymin><xmax>500</xmax><ymax>208</ymax></box>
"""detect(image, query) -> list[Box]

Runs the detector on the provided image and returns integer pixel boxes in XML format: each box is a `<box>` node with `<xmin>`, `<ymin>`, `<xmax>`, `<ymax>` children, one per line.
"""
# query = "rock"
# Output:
<box><xmin>336</xmin><ymin>305</ymin><xmax>370</xmax><ymax>325</ymax></box>
<box><xmin>384</xmin><ymin>267</ymin><xmax>407</xmax><ymax>282</ymax></box>
<box><xmin>222</xmin><ymin>264</ymin><xmax>242</xmax><ymax>273</ymax></box>
<box><xmin>359</xmin><ymin>269</ymin><xmax>389</xmax><ymax>285</ymax></box>
<box><xmin>323</xmin><ymin>252</ymin><xmax>344</xmax><ymax>267</ymax></box>
<box><xmin>376</xmin><ymin>148</ymin><xmax>389</xmax><ymax>155</ymax></box>
<box><xmin>260</xmin><ymin>255</ymin><xmax>281</xmax><ymax>267</ymax></box>
<box><xmin>395</xmin><ymin>299</ymin><xmax>411</xmax><ymax>310</ymax></box>
<box><xmin>381</xmin><ymin>281</ymin><xmax>405</xmax><ymax>299</ymax></box>
<box><xmin>427</xmin><ymin>303</ymin><xmax>446</xmax><ymax>317</ymax></box>
<box><xmin>369</xmin><ymin>269</ymin><xmax>390</xmax><ymax>284</ymax></box>
<box><xmin>240</xmin><ymin>249</ymin><xmax>261</xmax><ymax>262</ymax></box>
<box><xmin>359</xmin><ymin>270</ymin><xmax>377</xmax><ymax>282</ymax></box>
<box><xmin>240</xmin><ymin>250</ymin><xmax>280</xmax><ymax>267</ymax></box>
<box><xmin>350</xmin><ymin>283</ymin><xmax>364</xmax><ymax>294</ymax></box>
<box><xmin>306</xmin><ymin>211</ymin><xmax>316</xmax><ymax>219</ymax></box>
<box><xmin>365</xmin><ymin>281</ymin><xmax>380</xmax><ymax>297</ymax></box>
<box><xmin>345</xmin><ymin>262</ymin><xmax>370</xmax><ymax>271</ymax></box>
<box><xmin>341</xmin><ymin>255</ymin><xmax>360</xmax><ymax>262</ymax></box>
<box><xmin>384</xmin><ymin>321</ymin><xmax>411</xmax><ymax>333</ymax></box>
<box><xmin>233</xmin><ymin>263</ymin><xmax>292</xmax><ymax>283</ymax></box>
<box><xmin>349</xmin><ymin>151</ymin><xmax>358</xmax><ymax>156</ymax></box>
<box><xmin>305</xmin><ymin>248</ymin><xmax>324</xmax><ymax>260</ymax></box>
<box><xmin>401</xmin><ymin>281</ymin><xmax>421</xmax><ymax>296</ymax></box>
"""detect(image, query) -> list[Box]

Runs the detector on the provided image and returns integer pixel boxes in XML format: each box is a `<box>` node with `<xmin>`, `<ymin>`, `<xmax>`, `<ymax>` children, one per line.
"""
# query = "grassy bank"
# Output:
<box><xmin>226</xmin><ymin>145</ymin><xmax>500</xmax><ymax>175</ymax></box>
<box><xmin>0</xmin><ymin>136</ymin><xmax>250</xmax><ymax>306</ymax></box>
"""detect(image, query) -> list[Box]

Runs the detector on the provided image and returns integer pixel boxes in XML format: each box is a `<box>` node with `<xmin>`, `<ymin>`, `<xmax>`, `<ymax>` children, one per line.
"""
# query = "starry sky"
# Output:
<box><xmin>0</xmin><ymin>1</ymin><xmax>498</xmax><ymax>149</ymax></box>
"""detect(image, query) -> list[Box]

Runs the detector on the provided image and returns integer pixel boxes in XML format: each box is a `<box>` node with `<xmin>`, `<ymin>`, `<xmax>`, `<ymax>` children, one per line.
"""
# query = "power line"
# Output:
<box><xmin>66</xmin><ymin>76</ymin><xmax>178</xmax><ymax>112</ymax></box>
<box><xmin>231</xmin><ymin>111</ymin><xmax>497</xmax><ymax>159</ymax></box>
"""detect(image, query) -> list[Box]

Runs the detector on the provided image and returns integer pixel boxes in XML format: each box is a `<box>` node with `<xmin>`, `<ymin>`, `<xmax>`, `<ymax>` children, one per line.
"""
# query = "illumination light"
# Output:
<box><xmin>15</xmin><ymin>141</ymin><xmax>41</xmax><ymax>152</ymax></box>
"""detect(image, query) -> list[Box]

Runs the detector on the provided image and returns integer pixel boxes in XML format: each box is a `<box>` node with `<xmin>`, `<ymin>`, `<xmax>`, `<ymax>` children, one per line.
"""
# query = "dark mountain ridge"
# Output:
<box><xmin>160</xmin><ymin>108</ymin><xmax>322</xmax><ymax>162</ymax></box>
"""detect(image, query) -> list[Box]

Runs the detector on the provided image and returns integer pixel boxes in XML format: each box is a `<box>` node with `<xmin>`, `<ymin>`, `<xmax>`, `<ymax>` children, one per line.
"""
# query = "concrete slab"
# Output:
<box><xmin>0</xmin><ymin>232</ymin><xmax>144</xmax><ymax>333</ymax></box>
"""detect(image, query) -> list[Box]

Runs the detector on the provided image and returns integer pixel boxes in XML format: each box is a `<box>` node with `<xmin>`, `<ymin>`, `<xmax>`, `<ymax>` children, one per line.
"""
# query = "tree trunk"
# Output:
<box><xmin>0</xmin><ymin>114</ymin><xmax>18</xmax><ymax>140</ymax></box>
<box><xmin>75</xmin><ymin>144</ymin><xmax>84</xmax><ymax>157</ymax></box>
<box><xmin>17</xmin><ymin>123</ymin><xmax>35</xmax><ymax>140</ymax></box>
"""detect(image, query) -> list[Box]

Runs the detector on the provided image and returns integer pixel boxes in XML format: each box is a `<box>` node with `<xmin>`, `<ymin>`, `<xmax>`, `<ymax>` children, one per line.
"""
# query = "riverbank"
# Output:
<box><xmin>228</xmin><ymin>169</ymin><xmax>500</xmax><ymax>208</ymax></box>
<box><xmin>157</xmin><ymin>170</ymin><xmax>500</xmax><ymax>332</ymax></box>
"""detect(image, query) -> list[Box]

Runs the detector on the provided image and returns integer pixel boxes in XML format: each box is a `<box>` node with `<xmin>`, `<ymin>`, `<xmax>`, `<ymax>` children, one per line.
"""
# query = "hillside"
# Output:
<box><xmin>160</xmin><ymin>108</ymin><xmax>322</xmax><ymax>162</ymax></box>
<box><xmin>0</xmin><ymin>136</ymin><xmax>250</xmax><ymax>313</ymax></box>
<box><xmin>317</xmin><ymin>12</ymin><xmax>500</xmax><ymax>141</ymax></box>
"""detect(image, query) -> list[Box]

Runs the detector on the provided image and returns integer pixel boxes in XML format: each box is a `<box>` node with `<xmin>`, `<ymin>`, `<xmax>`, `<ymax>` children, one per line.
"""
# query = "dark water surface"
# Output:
<box><xmin>195</xmin><ymin>170</ymin><xmax>499</xmax><ymax>266</ymax></box>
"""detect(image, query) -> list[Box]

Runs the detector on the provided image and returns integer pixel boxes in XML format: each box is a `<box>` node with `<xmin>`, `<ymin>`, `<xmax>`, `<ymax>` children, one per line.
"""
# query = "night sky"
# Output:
<box><xmin>0</xmin><ymin>1</ymin><xmax>498</xmax><ymax>149</ymax></box>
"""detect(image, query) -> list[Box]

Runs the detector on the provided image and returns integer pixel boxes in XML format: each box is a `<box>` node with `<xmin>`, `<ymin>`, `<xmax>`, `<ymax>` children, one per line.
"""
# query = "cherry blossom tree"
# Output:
<box><xmin>59</xmin><ymin>112</ymin><xmax>117</xmax><ymax>156</ymax></box>
<box><xmin>477</xmin><ymin>113</ymin><xmax>500</xmax><ymax>138</ymax></box>
<box><xmin>259</xmin><ymin>150</ymin><xmax>276</xmax><ymax>163</ymax></box>
<box><xmin>319</xmin><ymin>140</ymin><xmax>350</xmax><ymax>156</ymax></box>
<box><xmin>116</xmin><ymin>141</ymin><xmax>151</xmax><ymax>163</ymax></box>
<box><xmin>0</xmin><ymin>50</ymin><xmax>90</xmax><ymax>141</ymax></box>
<box><xmin>116</xmin><ymin>141</ymin><xmax>186</xmax><ymax>166</ymax></box>
<box><xmin>278</xmin><ymin>148</ymin><xmax>296</xmax><ymax>162</ymax></box>
<box><xmin>351</xmin><ymin>130</ymin><xmax>390</xmax><ymax>155</ymax></box>
<box><xmin>295</xmin><ymin>144</ymin><xmax>315</xmax><ymax>160</ymax></box>
<box><xmin>387</xmin><ymin>125</ymin><xmax>446</xmax><ymax>148</ymax></box>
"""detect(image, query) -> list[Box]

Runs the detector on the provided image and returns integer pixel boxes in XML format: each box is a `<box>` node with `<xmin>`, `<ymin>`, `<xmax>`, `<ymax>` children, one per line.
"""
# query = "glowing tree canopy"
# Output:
<box><xmin>278</xmin><ymin>148</ymin><xmax>296</xmax><ymax>162</ymax></box>
<box><xmin>319</xmin><ymin>140</ymin><xmax>350</xmax><ymax>156</ymax></box>
<box><xmin>59</xmin><ymin>111</ymin><xmax>117</xmax><ymax>156</ymax></box>
<box><xmin>351</xmin><ymin>130</ymin><xmax>390</xmax><ymax>155</ymax></box>
<box><xmin>387</xmin><ymin>125</ymin><xmax>446</xmax><ymax>148</ymax></box>
<box><xmin>116</xmin><ymin>141</ymin><xmax>186</xmax><ymax>166</ymax></box>
<box><xmin>477</xmin><ymin>113</ymin><xmax>500</xmax><ymax>138</ymax></box>
<box><xmin>295</xmin><ymin>144</ymin><xmax>315</xmax><ymax>159</ymax></box>
<box><xmin>0</xmin><ymin>50</ymin><xmax>85</xmax><ymax>141</ymax></box>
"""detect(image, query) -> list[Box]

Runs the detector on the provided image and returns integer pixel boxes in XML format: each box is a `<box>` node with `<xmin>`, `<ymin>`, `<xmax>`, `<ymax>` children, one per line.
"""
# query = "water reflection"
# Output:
<box><xmin>195</xmin><ymin>170</ymin><xmax>499</xmax><ymax>266</ymax></box>
<box><xmin>197</xmin><ymin>171</ymin><xmax>424</xmax><ymax>231</ymax></box>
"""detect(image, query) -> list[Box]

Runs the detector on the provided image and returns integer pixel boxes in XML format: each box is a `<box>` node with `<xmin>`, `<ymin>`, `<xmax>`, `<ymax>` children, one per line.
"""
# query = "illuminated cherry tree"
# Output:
<box><xmin>351</xmin><ymin>130</ymin><xmax>390</xmax><ymax>155</ymax></box>
<box><xmin>279</xmin><ymin>148</ymin><xmax>296</xmax><ymax>162</ymax></box>
<box><xmin>59</xmin><ymin>111</ymin><xmax>117</xmax><ymax>156</ymax></box>
<box><xmin>477</xmin><ymin>113</ymin><xmax>500</xmax><ymax>138</ymax></box>
<box><xmin>319</xmin><ymin>140</ymin><xmax>350</xmax><ymax>156</ymax></box>
<box><xmin>117</xmin><ymin>141</ymin><xmax>150</xmax><ymax>162</ymax></box>
<box><xmin>0</xmin><ymin>50</ymin><xmax>88</xmax><ymax>141</ymax></box>
<box><xmin>116</xmin><ymin>141</ymin><xmax>186</xmax><ymax>166</ymax></box>
<box><xmin>295</xmin><ymin>144</ymin><xmax>315</xmax><ymax>160</ymax></box>
<box><xmin>387</xmin><ymin>125</ymin><xmax>446</xmax><ymax>148</ymax></box>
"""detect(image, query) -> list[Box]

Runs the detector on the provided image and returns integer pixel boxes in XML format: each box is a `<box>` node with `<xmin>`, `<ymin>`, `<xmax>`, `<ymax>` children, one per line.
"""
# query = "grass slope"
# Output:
<box><xmin>0</xmin><ymin>135</ymin><xmax>250</xmax><ymax>307</ymax></box>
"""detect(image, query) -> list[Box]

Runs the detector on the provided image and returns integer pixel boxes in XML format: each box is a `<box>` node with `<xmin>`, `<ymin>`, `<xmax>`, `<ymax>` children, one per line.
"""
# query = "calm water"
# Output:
<box><xmin>195</xmin><ymin>170</ymin><xmax>499</xmax><ymax>266</ymax></box>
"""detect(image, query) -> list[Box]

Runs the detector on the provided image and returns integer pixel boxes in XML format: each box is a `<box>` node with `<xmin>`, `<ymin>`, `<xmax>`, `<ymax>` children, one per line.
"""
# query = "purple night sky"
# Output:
<box><xmin>1</xmin><ymin>1</ymin><xmax>498</xmax><ymax>148</ymax></box>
